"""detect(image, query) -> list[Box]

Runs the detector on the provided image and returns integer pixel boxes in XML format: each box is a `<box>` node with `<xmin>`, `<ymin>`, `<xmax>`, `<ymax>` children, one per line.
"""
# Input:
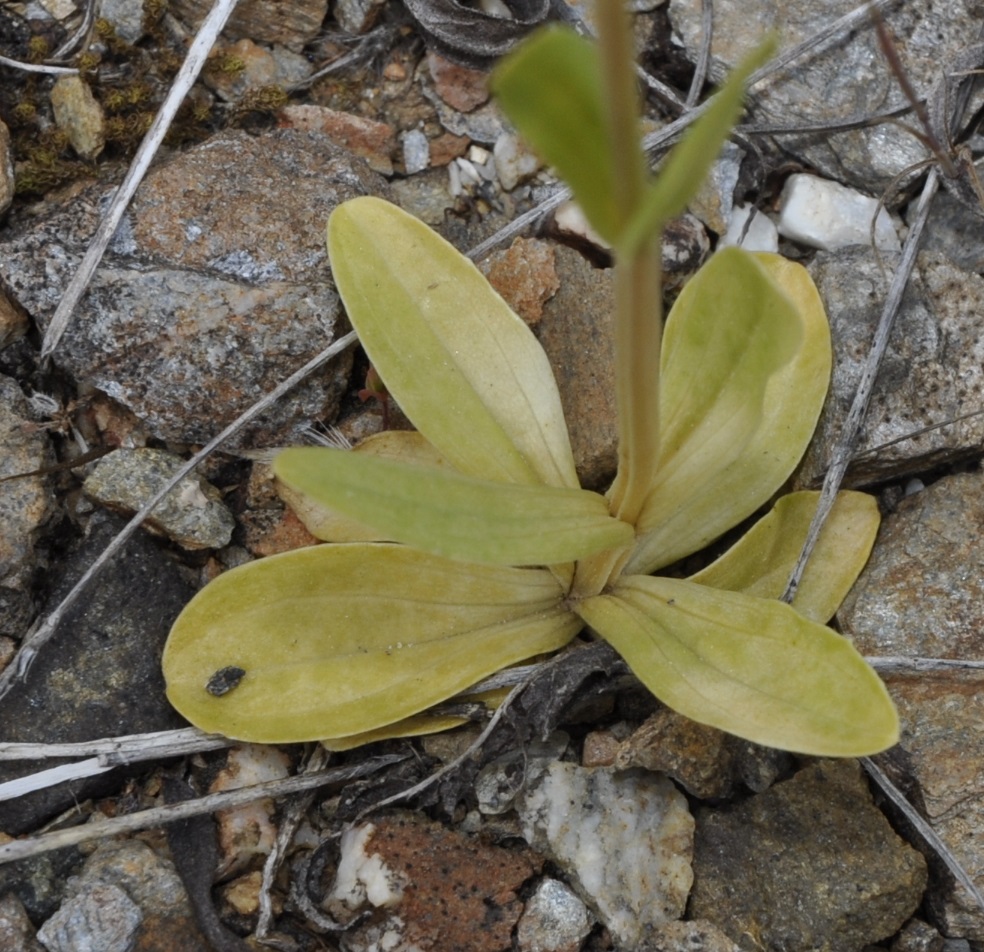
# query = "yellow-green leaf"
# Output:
<box><xmin>576</xmin><ymin>575</ymin><xmax>898</xmax><ymax>756</ymax></box>
<box><xmin>492</xmin><ymin>26</ymin><xmax>621</xmax><ymax>244</ymax></box>
<box><xmin>163</xmin><ymin>544</ymin><xmax>581</xmax><ymax>743</ymax></box>
<box><xmin>274</xmin><ymin>447</ymin><xmax>633</xmax><ymax>566</ymax></box>
<box><xmin>688</xmin><ymin>490</ymin><xmax>880</xmax><ymax>623</ymax></box>
<box><xmin>277</xmin><ymin>431</ymin><xmax>453</xmax><ymax>543</ymax></box>
<box><xmin>626</xmin><ymin>251</ymin><xmax>829</xmax><ymax>575</ymax></box>
<box><xmin>328</xmin><ymin>197</ymin><xmax>578</xmax><ymax>489</ymax></box>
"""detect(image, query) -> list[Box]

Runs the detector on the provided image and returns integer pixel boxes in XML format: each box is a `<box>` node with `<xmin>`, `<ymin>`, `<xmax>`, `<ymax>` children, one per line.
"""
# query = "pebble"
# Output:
<box><xmin>915</xmin><ymin>187</ymin><xmax>984</xmax><ymax>273</ymax></box>
<box><xmin>688</xmin><ymin>141</ymin><xmax>742</xmax><ymax>235</ymax></box>
<box><xmin>203</xmin><ymin>39</ymin><xmax>312</xmax><ymax>103</ymax></box>
<box><xmin>170</xmin><ymin>0</ymin><xmax>328</xmax><ymax>51</ymax></box>
<box><xmin>516</xmin><ymin>762</ymin><xmax>694</xmax><ymax>948</ymax></box>
<box><xmin>798</xmin><ymin>249</ymin><xmax>984</xmax><ymax>486</ymax></box>
<box><xmin>0</xmin><ymin>892</ymin><xmax>43</xmax><ymax>952</ymax></box>
<box><xmin>892</xmin><ymin>918</ymin><xmax>945</xmax><ymax>952</ymax></box>
<box><xmin>0</xmin><ymin>376</ymin><xmax>54</xmax><ymax>639</ymax></box>
<box><xmin>644</xmin><ymin>920</ymin><xmax>742</xmax><ymax>952</ymax></box>
<box><xmin>426</xmin><ymin>51</ymin><xmax>490</xmax><ymax>113</ymax></box>
<box><xmin>326</xmin><ymin>812</ymin><xmax>538</xmax><ymax>952</ymax></box>
<box><xmin>777</xmin><ymin>173</ymin><xmax>900</xmax><ymax>252</ymax></box>
<box><xmin>83</xmin><ymin>447</ymin><xmax>234</xmax><ymax>550</ymax></box>
<box><xmin>401</xmin><ymin>128</ymin><xmax>430</xmax><ymax>175</ymax></box>
<box><xmin>493</xmin><ymin>130</ymin><xmax>542</xmax><ymax>191</ymax></box>
<box><xmin>515</xmin><ymin>878</ymin><xmax>592</xmax><ymax>952</ymax></box>
<box><xmin>49</xmin><ymin>76</ymin><xmax>105</xmax><ymax>162</ymax></box>
<box><xmin>0</xmin><ymin>129</ymin><xmax>373</xmax><ymax>446</ymax></box>
<box><xmin>333</xmin><ymin>0</ymin><xmax>387</xmax><ymax>33</ymax></box>
<box><xmin>37</xmin><ymin>882</ymin><xmax>142</xmax><ymax>952</ymax></box>
<box><xmin>718</xmin><ymin>203</ymin><xmax>779</xmax><ymax>252</ymax></box>
<box><xmin>689</xmin><ymin>760</ymin><xmax>928</xmax><ymax>950</ymax></box>
<box><xmin>97</xmin><ymin>0</ymin><xmax>147</xmax><ymax>44</ymax></box>
<box><xmin>838</xmin><ymin>471</ymin><xmax>984</xmax><ymax>942</ymax></box>
<box><xmin>479</xmin><ymin>236</ymin><xmax>559</xmax><ymax>325</ymax></box>
<box><xmin>0</xmin><ymin>119</ymin><xmax>14</xmax><ymax>218</ymax></box>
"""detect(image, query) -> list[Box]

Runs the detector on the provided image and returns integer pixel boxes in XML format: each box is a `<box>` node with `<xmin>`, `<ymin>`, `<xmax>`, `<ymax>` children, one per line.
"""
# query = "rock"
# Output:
<box><xmin>668</xmin><ymin>0</ymin><xmax>981</xmax><ymax>192</ymax></box>
<box><xmin>688</xmin><ymin>142</ymin><xmax>742</xmax><ymax>235</ymax></box>
<box><xmin>97</xmin><ymin>0</ymin><xmax>147</xmax><ymax>44</ymax></box>
<box><xmin>0</xmin><ymin>511</ymin><xmax>193</xmax><ymax>835</ymax></box>
<box><xmin>517</xmin><ymin>763</ymin><xmax>694</xmax><ymax>947</ymax></box>
<box><xmin>38</xmin><ymin>839</ymin><xmax>210</xmax><ymax>952</ymax></box>
<box><xmin>534</xmin><ymin>244</ymin><xmax>617</xmax><ymax>491</ymax></box>
<box><xmin>615</xmin><ymin>708</ymin><xmax>790</xmax><ymax>799</ymax></box>
<box><xmin>326</xmin><ymin>812</ymin><xmax>539</xmax><ymax>952</ymax></box>
<box><xmin>915</xmin><ymin>187</ymin><xmax>984</xmax><ymax>273</ymax></box>
<box><xmin>0</xmin><ymin>376</ymin><xmax>55</xmax><ymax>638</ymax></box>
<box><xmin>492</xmin><ymin>131</ymin><xmax>540</xmax><ymax>192</ymax></box>
<box><xmin>799</xmin><ymin>249</ymin><xmax>984</xmax><ymax>486</ymax></box>
<box><xmin>428</xmin><ymin>131</ymin><xmax>470</xmax><ymax>167</ymax></box>
<box><xmin>892</xmin><ymin>918</ymin><xmax>944</xmax><ymax>952</ymax></box>
<box><xmin>838</xmin><ymin>471</ymin><xmax>984</xmax><ymax>941</ymax></box>
<box><xmin>333</xmin><ymin>0</ymin><xmax>387</xmax><ymax>34</ymax></box>
<box><xmin>639</xmin><ymin>920</ymin><xmax>742</xmax><ymax>952</ymax></box>
<box><xmin>426</xmin><ymin>51</ymin><xmax>490</xmax><ymax>113</ymax></box>
<box><xmin>689</xmin><ymin>760</ymin><xmax>928</xmax><ymax>951</ymax></box>
<box><xmin>0</xmin><ymin>119</ymin><xmax>14</xmax><ymax>217</ymax></box>
<box><xmin>280</xmin><ymin>104</ymin><xmax>396</xmax><ymax>175</ymax></box>
<box><xmin>0</xmin><ymin>287</ymin><xmax>29</xmax><ymax>348</ymax></box>
<box><xmin>777</xmin><ymin>173</ymin><xmax>900</xmax><ymax>252</ymax></box>
<box><xmin>662</xmin><ymin>214</ymin><xmax>710</xmax><ymax>287</ymax></box>
<box><xmin>170</xmin><ymin>0</ymin><xmax>329</xmax><ymax>51</ymax></box>
<box><xmin>475</xmin><ymin>734</ymin><xmax>569</xmax><ymax>816</ymax></box>
<box><xmin>479</xmin><ymin>236</ymin><xmax>559</xmax><ymax>325</ymax></box>
<box><xmin>0</xmin><ymin>129</ymin><xmax>378</xmax><ymax>446</ymax></box>
<box><xmin>203</xmin><ymin>38</ymin><xmax>312</xmax><ymax>103</ymax></box>
<box><xmin>83</xmin><ymin>448</ymin><xmax>235</xmax><ymax>550</ymax></box>
<box><xmin>516</xmin><ymin>878</ymin><xmax>593</xmax><ymax>952</ymax></box>
<box><xmin>388</xmin><ymin>166</ymin><xmax>454</xmax><ymax>225</ymax></box>
<box><xmin>208</xmin><ymin>745</ymin><xmax>291</xmax><ymax>877</ymax></box>
<box><xmin>0</xmin><ymin>892</ymin><xmax>44</xmax><ymax>952</ymax></box>
<box><xmin>401</xmin><ymin>128</ymin><xmax>430</xmax><ymax>175</ymax></box>
<box><xmin>49</xmin><ymin>76</ymin><xmax>105</xmax><ymax>162</ymax></box>
<box><xmin>37</xmin><ymin>882</ymin><xmax>142</xmax><ymax>952</ymax></box>
<box><xmin>718</xmin><ymin>203</ymin><xmax>778</xmax><ymax>252</ymax></box>
<box><xmin>421</xmin><ymin>79</ymin><xmax>507</xmax><ymax>145</ymax></box>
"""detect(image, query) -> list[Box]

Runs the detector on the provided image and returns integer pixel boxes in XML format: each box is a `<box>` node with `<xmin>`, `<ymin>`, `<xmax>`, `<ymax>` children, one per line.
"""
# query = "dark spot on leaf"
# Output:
<box><xmin>205</xmin><ymin>666</ymin><xmax>246</xmax><ymax>696</ymax></box>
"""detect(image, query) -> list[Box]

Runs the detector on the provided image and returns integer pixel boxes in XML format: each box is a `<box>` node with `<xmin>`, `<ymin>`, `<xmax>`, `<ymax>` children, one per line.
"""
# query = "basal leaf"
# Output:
<box><xmin>277</xmin><ymin>431</ymin><xmax>452</xmax><ymax>543</ymax></box>
<box><xmin>627</xmin><ymin>250</ymin><xmax>813</xmax><ymax>574</ymax></box>
<box><xmin>328</xmin><ymin>197</ymin><xmax>578</xmax><ymax>489</ymax></box>
<box><xmin>274</xmin><ymin>447</ymin><xmax>633</xmax><ymax>566</ymax></box>
<box><xmin>689</xmin><ymin>490</ymin><xmax>880</xmax><ymax>624</ymax></box>
<box><xmin>491</xmin><ymin>26</ymin><xmax>620</xmax><ymax>243</ymax></box>
<box><xmin>163</xmin><ymin>544</ymin><xmax>581</xmax><ymax>743</ymax></box>
<box><xmin>576</xmin><ymin>575</ymin><xmax>898</xmax><ymax>756</ymax></box>
<box><xmin>621</xmin><ymin>39</ymin><xmax>775</xmax><ymax>252</ymax></box>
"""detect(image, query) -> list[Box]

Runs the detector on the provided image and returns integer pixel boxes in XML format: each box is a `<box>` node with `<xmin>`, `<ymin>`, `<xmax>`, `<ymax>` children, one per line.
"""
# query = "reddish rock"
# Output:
<box><xmin>279</xmin><ymin>104</ymin><xmax>396</xmax><ymax>174</ymax></box>
<box><xmin>429</xmin><ymin>131</ymin><xmax>471</xmax><ymax>166</ymax></box>
<box><xmin>427</xmin><ymin>52</ymin><xmax>490</xmax><ymax>112</ymax></box>
<box><xmin>480</xmin><ymin>236</ymin><xmax>559</xmax><ymax>326</ymax></box>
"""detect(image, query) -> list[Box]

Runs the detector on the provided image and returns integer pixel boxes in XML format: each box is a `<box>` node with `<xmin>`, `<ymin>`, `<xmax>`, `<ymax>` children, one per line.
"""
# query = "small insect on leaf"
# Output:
<box><xmin>205</xmin><ymin>666</ymin><xmax>246</xmax><ymax>697</ymax></box>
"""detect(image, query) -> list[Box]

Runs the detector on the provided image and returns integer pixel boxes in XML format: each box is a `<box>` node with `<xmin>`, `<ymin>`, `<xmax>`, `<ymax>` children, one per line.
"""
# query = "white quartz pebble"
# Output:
<box><xmin>719</xmin><ymin>203</ymin><xmax>779</xmax><ymax>253</ymax></box>
<box><xmin>777</xmin><ymin>173</ymin><xmax>900</xmax><ymax>252</ymax></box>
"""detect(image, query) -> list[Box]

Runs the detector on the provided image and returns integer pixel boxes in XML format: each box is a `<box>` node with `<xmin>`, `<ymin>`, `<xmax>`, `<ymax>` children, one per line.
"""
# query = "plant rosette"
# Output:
<box><xmin>162</xmin><ymin>22</ymin><xmax>898</xmax><ymax>757</ymax></box>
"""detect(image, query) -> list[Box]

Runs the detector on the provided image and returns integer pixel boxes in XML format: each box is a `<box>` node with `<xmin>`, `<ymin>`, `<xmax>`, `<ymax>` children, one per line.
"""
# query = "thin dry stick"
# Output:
<box><xmin>39</xmin><ymin>0</ymin><xmax>240</xmax><ymax>361</ymax></box>
<box><xmin>781</xmin><ymin>168</ymin><xmax>941</xmax><ymax>603</ymax></box>
<box><xmin>862</xmin><ymin>756</ymin><xmax>984</xmax><ymax>915</ymax></box>
<box><xmin>685</xmin><ymin>0</ymin><xmax>714</xmax><ymax>108</ymax></box>
<box><xmin>0</xmin><ymin>55</ymin><xmax>78</xmax><ymax>75</ymax></box>
<box><xmin>0</xmin><ymin>330</ymin><xmax>357</xmax><ymax>703</ymax></box>
<box><xmin>0</xmin><ymin>754</ymin><xmax>406</xmax><ymax>866</ymax></box>
<box><xmin>0</xmin><ymin>726</ymin><xmax>231</xmax><ymax>763</ymax></box>
<box><xmin>867</xmin><ymin>657</ymin><xmax>984</xmax><ymax>675</ymax></box>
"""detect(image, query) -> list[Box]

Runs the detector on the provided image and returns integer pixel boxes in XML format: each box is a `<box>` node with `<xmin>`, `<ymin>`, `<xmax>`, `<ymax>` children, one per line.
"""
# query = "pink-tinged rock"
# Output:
<box><xmin>280</xmin><ymin>104</ymin><xmax>396</xmax><ymax>174</ymax></box>
<box><xmin>479</xmin><ymin>236</ymin><xmax>559</xmax><ymax>325</ymax></box>
<box><xmin>426</xmin><ymin>51</ymin><xmax>490</xmax><ymax>112</ymax></box>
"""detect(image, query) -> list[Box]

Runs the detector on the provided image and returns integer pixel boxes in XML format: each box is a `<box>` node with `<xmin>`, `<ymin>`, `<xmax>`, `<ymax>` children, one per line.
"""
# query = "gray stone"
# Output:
<box><xmin>689</xmin><ymin>760</ymin><xmax>927</xmax><ymax>951</ymax></box>
<box><xmin>37</xmin><ymin>882</ymin><xmax>141</xmax><ymax>952</ymax></box>
<box><xmin>0</xmin><ymin>893</ymin><xmax>44</xmax><ymax>952</ymax></box>
<box><xmin>0</xmin><ymin>130</ymin><xmax>381</xmax><ymax>446</ymax></box>
<box><xmin>798</xmin><ymin>249</ymin><xmax>984</xmax><ymax>486</ymax></box>
<box><xmin>517</xmin><ymin>763</ymin><xmax>694</xmax><ymax>948</ymax></box>
<box><xmin>516</xmin><ymin>878</ymin><xmax>592</xmax><ymax>952</ymax></box>
<box><xmin>97</xmin><ymin>0</ymin><xmax>146</xmax><ymax>44</ymax></box>
<box><xmin>891</xmin><ymin>918</ymin><xmax>943</xmax><ymax>952</ymax></box>
<box><xmin>669</xmin><ymin>0</ymin><xmax>982</xmax><ymax>192</ymax></box>
<box><xmin>402</xmin><ymin>128</ymin><xmax>430</xmax><ymax>175</ymax></box>
<box><xmin>0</xmin><ymin>512</ymin><xmax>193</xmax><ymax>835</ymax></box>
<box><xmin>915</xmin><ymin>187</ymin><xmax>984</xmax><ymax>273</ymax></box>
<box><xmin>688</xmin><ymin>142</ymin><xmax>742</xmax><ymax>236</ymax></box>
<box><xmin>83</xmin><ymin>447</ymin><xmax>235</xmax><ymax>550</ymax></box>
<box><xmin>170</xmin><ymin>0</ymin><xmax>329</xmax><ymax>50</ymax></box>
<box><xmin>839</xmin><ymin>472</ymin><xmax>984</xmax><ymax>941</ymax></box>
<box><xmin>0</xmin><ymin>376</ymin><xmax>55</xmax><ymax>638</ymax></box>
<box><xmin>334</xmin><ymin>0</ymin><xmax>387</xmax><ymax>34</ymax></box>
<box><xmin>637</xmin><ymin>920</ymin><xmax>742</xmax><ymax>952</ymax></box>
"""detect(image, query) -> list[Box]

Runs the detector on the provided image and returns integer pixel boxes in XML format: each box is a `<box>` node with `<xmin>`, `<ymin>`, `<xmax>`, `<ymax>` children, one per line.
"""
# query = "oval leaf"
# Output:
<box><xmin>688</xmin><ymin>490</ymin><xmax>880</xmax><ymax>623</ymax></box>
<box><xmin>626</xmin><ymin>251</ymin><xmax>830</xmax><ymax>575</ymax></box>
<box><xmin>163</xmin><ymin>544</ymin><xmax>581</xmax><ymax>743</ymax></box>
<box><xmin>576</xmin><ymin>575</ymin><xmax>898</xmax><ymax>756</ymax></box>
<box><xmin>275</xmin><ymin>446</ymin><xmax>633</xmax><ymax>566</ymax></box>
<box><xmin>328</xmin><ymin>197</ymin><xmax>578</xmax><ymax>489</ymax></box>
